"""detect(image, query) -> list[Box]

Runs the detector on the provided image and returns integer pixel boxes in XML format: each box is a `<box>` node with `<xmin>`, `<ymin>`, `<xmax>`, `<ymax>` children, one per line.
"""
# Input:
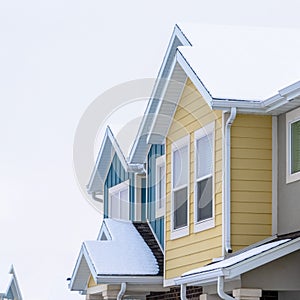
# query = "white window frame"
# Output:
<box><xmin>156</xmin><ymin>155</ymin><xmax>166</xmax><ymax>218</ymax></box>
<box><xmin>171</xmin><ymin>135</ymin><xmax>189</xmax><ymax>240</ymax></box>
<box><xmin>286</xmin><ymin>107</ymin><xmax>300</xmax><ymax>184</ymax></box>
<box><xmin>108</xmin><ymin>180</ymin><xmax>130</xmax><ymax>220</ymax></box>
<box><xmin>135</xmin><ymin>174</ymin><xmax>146</xmax><ymax>221</ymax></box>
<box><xmin>194</xmin><ymin>122</ymin><xmax>215</xmax><ymax>232</ymax></box>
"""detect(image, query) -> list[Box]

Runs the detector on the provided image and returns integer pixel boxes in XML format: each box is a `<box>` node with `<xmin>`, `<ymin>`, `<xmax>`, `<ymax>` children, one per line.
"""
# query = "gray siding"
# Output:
<box><xmin>147</xmin><ymin>144</ymin><xmax>165</xmax><ymax>248</ymax></box>
<box><xmin>104</xmin><ymin>154</ymin><xmax>135</xmax><ymax>220</ymax></box>
<box><xmin>278</xmin><ymin>112</ymin><xmax>300</xmax><ymax>234</ymax></box>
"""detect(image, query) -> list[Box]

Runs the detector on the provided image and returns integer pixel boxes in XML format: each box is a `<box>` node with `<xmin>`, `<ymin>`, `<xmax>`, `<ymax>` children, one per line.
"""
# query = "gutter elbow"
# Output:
<box><xmin>217</xmin><ymin>276</ymin><xmax>235</xmax><ymax>300</ymax></box>
<box><xmin>117</xmin><ymin>282</ymin><xmax>126</xmax><ymax>300</ymax></box>
<box><xmin>91</xmin><ymin>192</ymin><xmax>103</xmax><ymax>203</ymax></box>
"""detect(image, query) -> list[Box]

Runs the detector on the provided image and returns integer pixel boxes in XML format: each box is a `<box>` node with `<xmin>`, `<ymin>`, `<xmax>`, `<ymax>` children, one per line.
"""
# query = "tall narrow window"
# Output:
<box><xmin>171</xmin><ymin>135</ymin><xmax>189</xmax><ymax>239</ymax></box>
<box><xmin>287</xmin><ymin>108</ymin><xmax>300</xmax><ymax>183</ymax></box>
<box><xmin>108</xmin><ymin>181</ymin><xmax>129</xmax><ymax>220</ymax></box>
<box><xmin>156</xmin><ymin>156</ymin><xmax>165</xmax><ymax>218</ymax></box>
<box><xmin>194</xmin><ymin>123</ymin><xmax>214</xmax><ymax>232</ymax></box>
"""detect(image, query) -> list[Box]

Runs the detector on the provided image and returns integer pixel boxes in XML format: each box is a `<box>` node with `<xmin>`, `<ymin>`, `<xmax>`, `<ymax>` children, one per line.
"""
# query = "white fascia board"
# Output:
<box><xmin>227</xmin><ymin>237</ymin><xmax>300</xmax><ymax>279</ymax></box>
<box><xmin>106</xmin><ymin>127</ymin><xmax>129</xmax><ymax>172</ymax></box>
<box><xmin>279</xmin><ymin>80</ymin><xmax>300</xmax><ymax>99</ymax></box>
<box><xmin>96</xmin><ymin>276</ymin><xmax>163</xmax><ymax>285</ymax></box>
<box><xmin>147</xmin><ymin>57</ymin><xmax>185</xmax><ymax>145</ymax></box>
<box><xmin>175</xmin><ymin>269</ymin><xmax>227</xmax><ymax>286</ymax></box>
<box><xmin>129</xmin><ymin>25</ymin><xmax>191</xmax><ymax>163</ymax></box>
<box><xmin>176</xmin><ymin>49</ymin><xmax>213</xmax><ymax>108</ymax></box>
<box><xmin>69</xmin><ymin>245</ymin><xmax>98</xmax><ymax>291</ymax></box>
<box><xmin>86</xmin><ymin>128</ymin><xmax>110</xmax><ymax>194</ymax></box>
<box><xmin>82</xmin><ymin>244</ymin><xmax>99</xmax><ymax>281</ymax></box>
<box><xmin>262</xmin><ymin>81</ymin><xmax>300</xmax><ymax>113</ymax></box>
<box><xmin>69</xmin><ymin>250</ymin><xmax>86</xmax><ymax>290</ymax></box>
<box><xmin>87</xmin><ymin>126</ymin><xmax>144</xmax><ymax>194</ymax></box>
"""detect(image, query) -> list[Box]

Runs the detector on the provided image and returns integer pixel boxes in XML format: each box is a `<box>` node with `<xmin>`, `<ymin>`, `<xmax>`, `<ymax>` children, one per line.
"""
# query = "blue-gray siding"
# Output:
<box><xmin>147</xmin><ymin>144</ymin><xmax>165</xmax><ymax>248</ymax></box>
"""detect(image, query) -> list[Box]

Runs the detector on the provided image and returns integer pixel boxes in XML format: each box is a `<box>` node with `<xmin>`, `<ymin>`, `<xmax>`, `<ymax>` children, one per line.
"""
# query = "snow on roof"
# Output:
<box><xmin>182</xmin><ymin>239</ymin><xmax>290</xmax><ymax>277</ymax></box>
<box><xmin>177</xmin><ymin>23</ymin><xmax>300</xmax><ymax>101</ymax></box>
<box><xmin>84</xmin><ymin>219</ymin><xmax>159</xmax><ymax>276</ymax></box>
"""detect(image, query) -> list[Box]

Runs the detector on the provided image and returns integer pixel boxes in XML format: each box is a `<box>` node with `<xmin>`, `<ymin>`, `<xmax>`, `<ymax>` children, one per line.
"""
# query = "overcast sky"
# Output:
<box><xmin>1</xmin><ymin>1</ymin><xmax>300</xmax><ymax>299</ymax></box>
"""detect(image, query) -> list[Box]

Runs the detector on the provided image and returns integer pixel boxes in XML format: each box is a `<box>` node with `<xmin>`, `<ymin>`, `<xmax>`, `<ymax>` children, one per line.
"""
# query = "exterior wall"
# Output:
<box><xmin>231</xmin><ymin>115</ymin><xmax>272</xmax><ymax>250</ymax></box>
<box><xmin>241</xmin><ymin>250</ymin><xmax>300</xmax><ymax>291</ymax></box>
<box><xmin>87</xmin><ymin>275</ymin><xmax>97</xmax><ymax>288</ymax></box>
<box><xmin>104</xmin><ymin>154</ymin><xmax>135</xmax><ymax>220</ymax></box>
<box><xmin>278</xmin><ymin>112</ymin><xmax>300</xmax><ymax>235</ymax></box>
<box><xmin>165</xmin><ymin>79</ymin><xmax>223</xmax><ymax>280</ymax></box>
<box><xmin>147</xmin><ymin>144</ymin><xmax>165</xmax><ymax>248</ymax></box>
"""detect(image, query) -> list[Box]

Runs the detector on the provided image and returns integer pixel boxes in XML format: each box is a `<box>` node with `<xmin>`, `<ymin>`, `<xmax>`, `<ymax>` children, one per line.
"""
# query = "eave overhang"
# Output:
<box><xmin>146</xmin><ymin>25</ymin><xmax>300</xmax><ymax>145</ymax></box>
<box><xmin>87</xmin><ymin>126</ymin><xmax>144</xmax><ymax>195</ymax></box>
<box><xmin>128</xmin><ymin>25</ymin><xmax>191</xmax><ymax>164</ymax></box>
<box><xmin>175</xmin><ymin>237</ymin><xmax>300</xmax><ymax>287</ymax></box>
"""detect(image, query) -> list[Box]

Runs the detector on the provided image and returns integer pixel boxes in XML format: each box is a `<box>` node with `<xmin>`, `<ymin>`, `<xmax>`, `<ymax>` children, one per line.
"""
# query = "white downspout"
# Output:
<box><xmin>117</xmin><ymin>282</ymin><xmax>127</xmax><ymax>300</ymax></box>
<box><xmin>217</xmin><ymin>276</ymin><xmax>235</xmax><ymax>300</ymax></box>
<box><xmin>180</xmin><ymin>284</ymin><xmax>187</xmax><ymax>300</ymax></box>
<box><xmin>223</xmin><ymin>107</ymin><xmax>237</xmax><ymax>255</ymax></box>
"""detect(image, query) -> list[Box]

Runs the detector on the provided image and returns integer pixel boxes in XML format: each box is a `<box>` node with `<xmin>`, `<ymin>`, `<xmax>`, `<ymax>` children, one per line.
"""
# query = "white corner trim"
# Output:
<box><xmin>272</xmin><ymin>116</ymin><xmax>278</xmax><ymax>235</ymax></box>
<box><xmin>286</xmin><ymin>107</ymin><xmax>300</xmax><ymax>184</ymax></box>
<box><xmin>156</xmin><ymin>155</ymin><xmax>166</xmax><ymax>219</ymax></box>
<box><xmin>163</xmin><ymin>277</ymin><xmax>181</xmax><ymax>287</ymax></box>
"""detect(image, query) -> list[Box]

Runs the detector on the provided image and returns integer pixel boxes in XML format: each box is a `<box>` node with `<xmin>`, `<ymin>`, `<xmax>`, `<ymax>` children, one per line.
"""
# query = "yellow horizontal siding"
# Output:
<box><xmin>165</xmin><ymin>79</ymin><xmax>223</xmax><ymax>280</ymax></box>
<box><xmin>88</xmin><ymin>275</ymin><xmax>96</xmax><ymax>288</ymax></box>
<box><xmin>231</xmin><ymin>114</ymin><xmax>272</xmax><ymax>252</ymax></box>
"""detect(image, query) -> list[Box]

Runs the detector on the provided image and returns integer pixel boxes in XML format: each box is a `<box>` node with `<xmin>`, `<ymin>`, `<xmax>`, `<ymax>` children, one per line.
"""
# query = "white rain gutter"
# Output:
<box><xmin>180</xmin><ymin>284</ymin><xmax>187</xmax><ymax>300</ymax></box>
<box><xmin>92</xmin><ymin>192</ymin><xmax>103</xmax><ymax>203</ymax></box>
<box><xmin>117</xmin><ymin>282</ymin><xmax>126</xmax><ymax>300</ymax></box>
<box><xmin>223</xmin><ymin>107</ymin><xmax>237</xmax><ymax>254</ymax></box>
<box><xmin>217</xmin><ymin>276</ymin><xmax>235</xmax><ymax>300</ymax></box>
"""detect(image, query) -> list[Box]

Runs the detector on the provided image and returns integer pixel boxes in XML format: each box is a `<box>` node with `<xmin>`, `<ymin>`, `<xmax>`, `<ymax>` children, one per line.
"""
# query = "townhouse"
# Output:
<box><xmin>69</xmin><ymin>24</ymin><xmax>300</xmax><ymax>300</ymax></box>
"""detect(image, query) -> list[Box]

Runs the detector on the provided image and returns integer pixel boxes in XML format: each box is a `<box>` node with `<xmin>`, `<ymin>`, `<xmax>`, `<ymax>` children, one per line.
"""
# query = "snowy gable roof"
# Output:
<box><xmin>175</xmin><ymin>237</ymin><xmax>300</xmax><ymax>286</ymax></box>
<box><xmin>128</xmin><ymin>25</ymin><xmax>190</xmax><ymax>163</ymax></box>
<box><xmin>87</xmin><ymin>126</ymin><xmax>144</xmax><ymax>195</ymax></box>
<box><xmin>69</xmin><ymin>219</ymin><xmax>162</xmax><ymax>291</ymax></box>
<box><xmin>0</xmin><ymin>266</ymin><xmax>22</xmax><ymax>300</ymax></box>
<box><xmin>147</xmin><ymin>23</ymin><xmax>300</xmax><ymax>144</ymax></box>
<box><xmin>177</xmin><ymin>23</ymin><xmax>300</xmax><ymax>101</ymax></box>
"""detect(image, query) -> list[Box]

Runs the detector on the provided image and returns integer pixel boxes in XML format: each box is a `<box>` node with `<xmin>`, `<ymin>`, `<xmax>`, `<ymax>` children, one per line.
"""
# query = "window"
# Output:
<box><xmin>194</xmin><ymin>122</ymin><xmax>215</xmax><ymax>232</ymax></box>
<box><xmin>108</xmin><ymin>181</ymin><xmax>129</xmax><ymax>220</ymax></box>
<box><xmin>286</xmin><ymin>107</ymin><xmax>300</xmax><ymax>183</ymax></box>
<box><xmin>171</xmin><ymin>135</ymin><xmax>189</xmax><ymax>239</ymax></box>
<box><xmin>156</xmin><ymin>155</ymin><xmax>165</xmax><ymax>218</ymax></box>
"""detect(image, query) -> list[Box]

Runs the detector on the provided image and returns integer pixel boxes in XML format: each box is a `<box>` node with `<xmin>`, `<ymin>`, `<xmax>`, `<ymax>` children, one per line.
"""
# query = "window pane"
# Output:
<box><xmin>196</xmin><ymin>133</ymin><xmax>213</xmax><ymax>179</ymax></box>
<box><xmin>158</xmin><ymin>165</ymin><xmax>165</xmax><ymax>209</ymax></box>
<box><xmin>291</xmin><ymin>120</ymin><xmax>300</xmax><ymax>174</ymax></box>
<box><xmin>174</xmin><ymin>187</ymin><xmax>188</xmax><ymax>229</ymax></box>
<box><xmin>173</xmin><ymin>145</ymin><xmax>188</xmax><ymax>188</ymax></box>
<box><xmin>197</xmin><ymin>177</ymin><xmax>212</xmax><ymax>222</ymax></box>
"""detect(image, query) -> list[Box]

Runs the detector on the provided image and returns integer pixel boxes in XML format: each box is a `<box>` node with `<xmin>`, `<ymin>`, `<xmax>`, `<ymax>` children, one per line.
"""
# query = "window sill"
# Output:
<box><xmin>194</xmin><ymin>218</ymin><xmax>214</xmax><ymax>233</ymax></box>
<box><xmin>170</xmin><ymin>226</ymin><xmax>189</xmax><ymax>240</ymax></box>
<box><xmin>286</xmin><ymin>171</ymin><xmax>300</xmax><ymax>184</ymax></box>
